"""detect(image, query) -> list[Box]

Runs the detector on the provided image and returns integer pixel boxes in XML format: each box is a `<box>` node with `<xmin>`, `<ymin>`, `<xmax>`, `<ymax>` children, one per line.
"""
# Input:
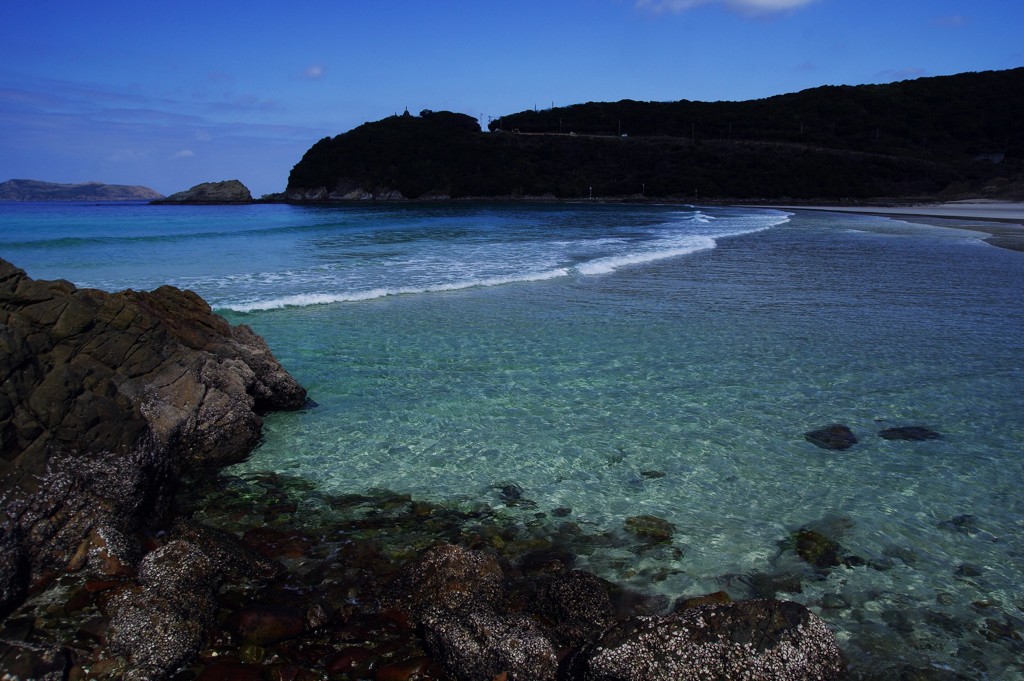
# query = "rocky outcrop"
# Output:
<box><xmin>384</xmin><ymin>543</ymin><xmax>844</xmax><ymax>681</ymax></box>
<box><xmin>0</xmin><ymin>259</ymin><xmax>305</xmax><ymax>616</ymax></box>
<box><xmin>0</xmin><ymin>179</ymin><xmax>163</xmax><ymax>202</ymax></box>
<box><xmin>284</xmin><ymin>181</ymin><xmax>405</xmax><ymax>202</ymax></box>
<box><xmin>152</xmin><ymin>179</ymin><xmax>253</xmax><ymax>204</ymax></box>
<box><xmin>572</xmin><ymin>600</ymin><xmax>844</xmax><ymax>681</ymax></box>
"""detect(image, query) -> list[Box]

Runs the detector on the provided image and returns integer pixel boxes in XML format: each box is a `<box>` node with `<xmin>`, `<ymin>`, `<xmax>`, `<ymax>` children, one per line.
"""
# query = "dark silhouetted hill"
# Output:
<box><xmin>286</xmin><ymin>68</ymin><xmax>1024</xmax><ymax>201</ymax></box>
<box><xmin>0</xmin><ymin>179</ymin><xmax>164</xmax><ymax>201</ymax></box>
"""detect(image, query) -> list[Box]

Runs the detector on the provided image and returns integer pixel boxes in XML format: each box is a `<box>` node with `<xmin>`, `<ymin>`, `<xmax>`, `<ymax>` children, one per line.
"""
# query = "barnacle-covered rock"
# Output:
<box><xmin>533</xmin><ymin>569</ymin><xmax>617</xmax><ymax>647</ymax></box>
<box><xmin>422</xmin><ymin>607</ymin><xmax>558</xmax><ymax>681</ymax></box>
<box><xmin>106</xmin><ymin>522</ymin><xmax>281</xmax><ymax>676</ymax></box>
<box><xmin>573</xmin><ymin>599</ymin><xmax>844</xmax><ymax>680</ymax></box>
<box><xmin>380</xmin><ymin>543</ymin><xmax>507</xmax><ymax>619</ymax></box>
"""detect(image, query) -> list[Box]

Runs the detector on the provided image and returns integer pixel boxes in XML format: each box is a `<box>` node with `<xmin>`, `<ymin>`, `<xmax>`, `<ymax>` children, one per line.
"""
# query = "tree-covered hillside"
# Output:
<box><xmin>286</xmin><ymin>68</ymin><xmax>1023</xmax><ymax>201</ymax></box>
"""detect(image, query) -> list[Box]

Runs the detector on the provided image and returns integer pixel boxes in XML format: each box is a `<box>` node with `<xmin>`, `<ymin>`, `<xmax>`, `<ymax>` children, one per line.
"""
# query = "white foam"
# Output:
<box><xmin>224</xmin><ymin>267</ymin><xmax>570</xmax><ymax>312</ymax></box>
<box><xmin>575</xmin><ymin>235</ymin><xmax>717</xmax><ymax>275</ymax></box>
<box><xmin>223</xmin><ymin>209</ymin><xmax>792</xmax><ymax>312</ymax></box>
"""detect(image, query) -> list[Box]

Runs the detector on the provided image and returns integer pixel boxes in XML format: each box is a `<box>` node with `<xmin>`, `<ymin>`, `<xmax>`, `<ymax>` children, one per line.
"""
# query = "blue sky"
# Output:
<box><xmin>1</xmin><ymin>0</ymin><xmax>1021</xmax><ymax>197</ymax></box>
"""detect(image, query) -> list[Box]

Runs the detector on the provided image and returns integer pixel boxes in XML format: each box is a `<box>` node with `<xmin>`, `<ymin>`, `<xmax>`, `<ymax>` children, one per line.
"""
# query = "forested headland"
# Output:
<box><xmin>285</xmin><ymin>67</ymin><xmax>1024</xmax><ymax>202</ymax></box>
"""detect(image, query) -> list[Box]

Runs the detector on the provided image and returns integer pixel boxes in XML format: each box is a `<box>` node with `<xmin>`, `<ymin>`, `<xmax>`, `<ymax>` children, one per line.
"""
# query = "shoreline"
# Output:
<box><xmin>752</xmin><ymin>201</ymin><xmax>1024</xmax><ymax>253</ymax></box>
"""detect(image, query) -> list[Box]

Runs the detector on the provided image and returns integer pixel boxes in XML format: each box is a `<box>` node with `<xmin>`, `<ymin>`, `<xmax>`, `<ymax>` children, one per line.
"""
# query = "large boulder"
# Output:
<box><xmin>0</xmin><ymin>259</ymin><xmax>305</xmax><ymax>615</ymax></box>
<box><xmin>106</xmin><ymin>522</ymin><xmax>282</xmax><ymax>678</ymax></box>
<box><xmin>152</xmin><ymin>180</ymin><xmax>253</xmax><ymax>204</ymax></box>
<box><xmin>573</xmin><ymin>599</ymin><xmax>844</xmax><ymax>681</ymax></box>
<box><xmin>381</xmin><ymin>543</ymin><xmax>507</xmax><ymax>619</ymax></box>
<box><xmin>422</xmin><ymin>607</ymin><xmax>558</xmax><ymax>681</ymax></box>
<box><xmin>533</xmin><ymin>569</ymin><xmax>617</xmax><ymax>647</ymax></box>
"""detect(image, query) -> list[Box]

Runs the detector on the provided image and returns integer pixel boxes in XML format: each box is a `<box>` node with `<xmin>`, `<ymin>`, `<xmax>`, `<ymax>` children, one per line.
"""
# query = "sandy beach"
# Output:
<box><xmin>759</xmin><ymin>201</ymin><xmax>1024</xmax><ymax>252</ymax></box>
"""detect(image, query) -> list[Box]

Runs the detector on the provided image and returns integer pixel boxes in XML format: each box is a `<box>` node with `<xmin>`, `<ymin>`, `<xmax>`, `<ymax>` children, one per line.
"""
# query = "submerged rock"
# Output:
<box><xmin>674</xmin><ymin>591</ymin><xmax>733</xmax><ymax>612</ymax></box>
<box><xmin>0</xmin><ymin>639</ymin><xmax>70</xmax><ymax>681</ymax></box>
<box><xmin>792</xmin><ymin>528</ymin><xmax>844</xmax><ymax>568</ymax></box>
<box><xmin>878</xmin><ymin>425</ymin><xmax>942</xmax><ymax>441</ymax></box>
<box><xmin>623</xmin><ymin>514</ymin><xmax>675</xmax><ymax>543</ymax></box>
<box><xmin>789</xmin><ymin>527</ymin><xmax>864</xmax><ymax>571</ymax></box>
<box><xmin>804</xmin><ymin>424</ymin><xmax>858</xmax><ymax>450</ymax></box>
<box><xmin>573</xmin><ymin>599</ymin><xmax>844</xmax><ymax>681</ymax></box>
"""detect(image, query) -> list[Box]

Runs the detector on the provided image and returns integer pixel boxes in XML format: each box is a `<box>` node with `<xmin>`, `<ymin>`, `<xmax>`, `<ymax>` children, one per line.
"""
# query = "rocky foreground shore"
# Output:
<box><xmin>1</xmin><ymin>260</ymin><xmax>845</xmax><ymax>680</ymax></box>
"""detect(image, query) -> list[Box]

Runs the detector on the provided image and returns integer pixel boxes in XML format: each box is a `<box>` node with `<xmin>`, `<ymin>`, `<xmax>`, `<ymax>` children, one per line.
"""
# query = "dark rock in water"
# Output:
<box><xmin>381</xmin><ymin>544</ymin><xmax>507</xmax><ymax>620</ymax></box>
<box><xmin>494</xmin><ymin>482</ymin><xmax>537</xmax><ymax>508</ymax></box>
<box><xmin>230</xmin><ymin>603</ymin><xmax>307</xmax><ymax>646</ymax></box>
<box><xmin>938</xmin><ymin>514</ymin><xmax>979</xmax><ymax>534</ymax></box>
<box><xmin>804</xmin><ymin>424</ymin><xmax>858</xmax><ymax>450</ymax></box>
<box><xmin>954</xmin><ymin>563</ymin><xmax>983</xmax><ymax>579</ymax></box>
<box><xmin>673</xmin><ymin>590</ymin><xmax>733</xmax><ymax>612</ymax></box>
<box><xmin>518</xmin><ymin>547</ymin><xmax>577</xmax><ymax>575</ymax></box>
<box><xmin>572</xmin><ymin>599</ymin><xmax>844</xmax><ymax>680</ymax></box>
<box><xmin>792</xmin><ymin>528</ymin><xmax>844</xmax><ymax>569</ymax></box>
<box><xmin>242</xmin><ymin>527</ymin><xmax>316</xmax><ymax>560</ymax></box>
<box><xmin>981</xmin><ymin>615</ymin><xmax>1022</xmax><ymax>643</ymax></box>
<box><xmin>890</xmin><ymin>664</ymin><xmax>973</xmax><ymax>680</ymax></box>
<box><xmin>820</xmin><ymin>593</ymin><xmax>851</xmax><ymax>610</ymax></box>
<box><xmin>878</xmin><ymin>425</ymin><xmax>941</xmax><ymax>441</ymax></box>
<box><xmin>728</xmin><ymin>572</ymin><xmax>803</xmax><ymax>599</ymax></box>
<box><xmin>787</xmin><ymin>527</ymin><xmax>866</xmax><ymax>572</ymax></box>
<box><xmin>376</xmin><ymin>656</ymin><xmax>434</xmax><ymax>681</ymax></box>
<box><xmin>195</xmin><ymin>661</ymin><xmax>265</xmax><ymax>681</ymax></box>
<box><xmin>151</xmin><ymin>179</ymin><xmax>253</xmax><ymax>204</ymax></box>
<box><xmin>0</xmin><ymin>259</ymin><xmax>304</xmax><ymax>617</ymax></box>
<box><xmin>534</xmin><ymin>569</ymin><xmax>616</xmax><ymax>647</ymax></box>
<box><xmin>495</xmin><ymin>483</ymin><xmax>524</xmax><ymax>503</ymax></box>
<box><xmin>623</xmin><ymin>514</ymin><xmax>675</xmax><ymax>542</ymax></box>
<box><xmin>422</xmin><ymin>607</ymin><xmax>558</xmax><ymax>681</ymax></box>
<box><xmin>0</xmin><ymin>528</ymin><xmax>29</xmax><ymax>615</ymax></box>
<box><xmin>0</xmin><ymin>639</ymin><xmax>70</xmax><ymax>681</ymax></box>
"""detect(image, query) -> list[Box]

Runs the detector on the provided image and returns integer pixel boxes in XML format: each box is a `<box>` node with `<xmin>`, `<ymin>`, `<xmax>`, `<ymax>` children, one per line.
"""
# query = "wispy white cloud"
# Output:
<box><xmin>303</xmin><ymin>64</ymin><xmax>325</xmax><ymax>80</ymax></box>
<box><xmin>932</xmin><ymin>14</ymin><xmax>968</xmax><ymax>28</ymax></box>
<box><xmin>171</xmin><ymin>149</ymin><xmax>194</xmax><ymax>159</ymax></box>
<box><xmin>637</xmin><ymin>0</ymin><xmax>817</xmax><ymax>15</ymax></box>
<box><xmin>107</xmin><ymin>149</ymin><xmax>146</xmax><ymax>163</ymax></box>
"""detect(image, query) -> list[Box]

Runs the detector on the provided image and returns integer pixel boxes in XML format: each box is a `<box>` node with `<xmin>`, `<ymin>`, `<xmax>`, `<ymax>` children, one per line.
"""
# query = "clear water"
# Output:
<box><xmin>3</xmin><ymin>201</ymin><xmax>1023</xmax><ymax>678</ymax></box>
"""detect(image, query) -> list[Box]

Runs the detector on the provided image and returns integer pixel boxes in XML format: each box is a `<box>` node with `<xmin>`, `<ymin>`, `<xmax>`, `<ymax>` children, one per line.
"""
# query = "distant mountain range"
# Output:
<box><xmin>286</xmin><ymin>67</ymin><xmax>1024</xmax><ymax>202</ymax></box>
<box><xmin>0</xmin><ymin>179</ymin><xmax>164</xmax><ymax>202</ymax></box>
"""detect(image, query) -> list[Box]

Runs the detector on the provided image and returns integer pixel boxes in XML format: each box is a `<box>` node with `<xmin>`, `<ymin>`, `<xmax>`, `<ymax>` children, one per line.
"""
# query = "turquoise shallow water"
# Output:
<box><xmin>3</xmin><ymin>201</ymin><xmax>1023</xmax><ymax>677</ymax></box>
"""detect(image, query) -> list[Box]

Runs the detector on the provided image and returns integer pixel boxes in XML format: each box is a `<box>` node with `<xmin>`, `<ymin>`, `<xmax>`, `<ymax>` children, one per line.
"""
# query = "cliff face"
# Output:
<box><xmin>152</xmin><ymin>180</ymin><xmax>253</xmax><ymax>204</ymax></box>
<box><xmin>0</xmin><ymin>259</ymin><xmax>305</xmax><ymax>615</ymax></box>
<box><xmin>0</xmin><ymin>179</ymin><xmax>164</xmax><ymax>202</ymax></box>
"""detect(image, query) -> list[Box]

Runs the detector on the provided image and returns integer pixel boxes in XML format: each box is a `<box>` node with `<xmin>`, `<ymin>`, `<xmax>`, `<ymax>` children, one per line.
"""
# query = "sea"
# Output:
<box><xmin>2</xmin><ymin>200</ymin><xmax>1023</xmax><ymax>678</ymax></box>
